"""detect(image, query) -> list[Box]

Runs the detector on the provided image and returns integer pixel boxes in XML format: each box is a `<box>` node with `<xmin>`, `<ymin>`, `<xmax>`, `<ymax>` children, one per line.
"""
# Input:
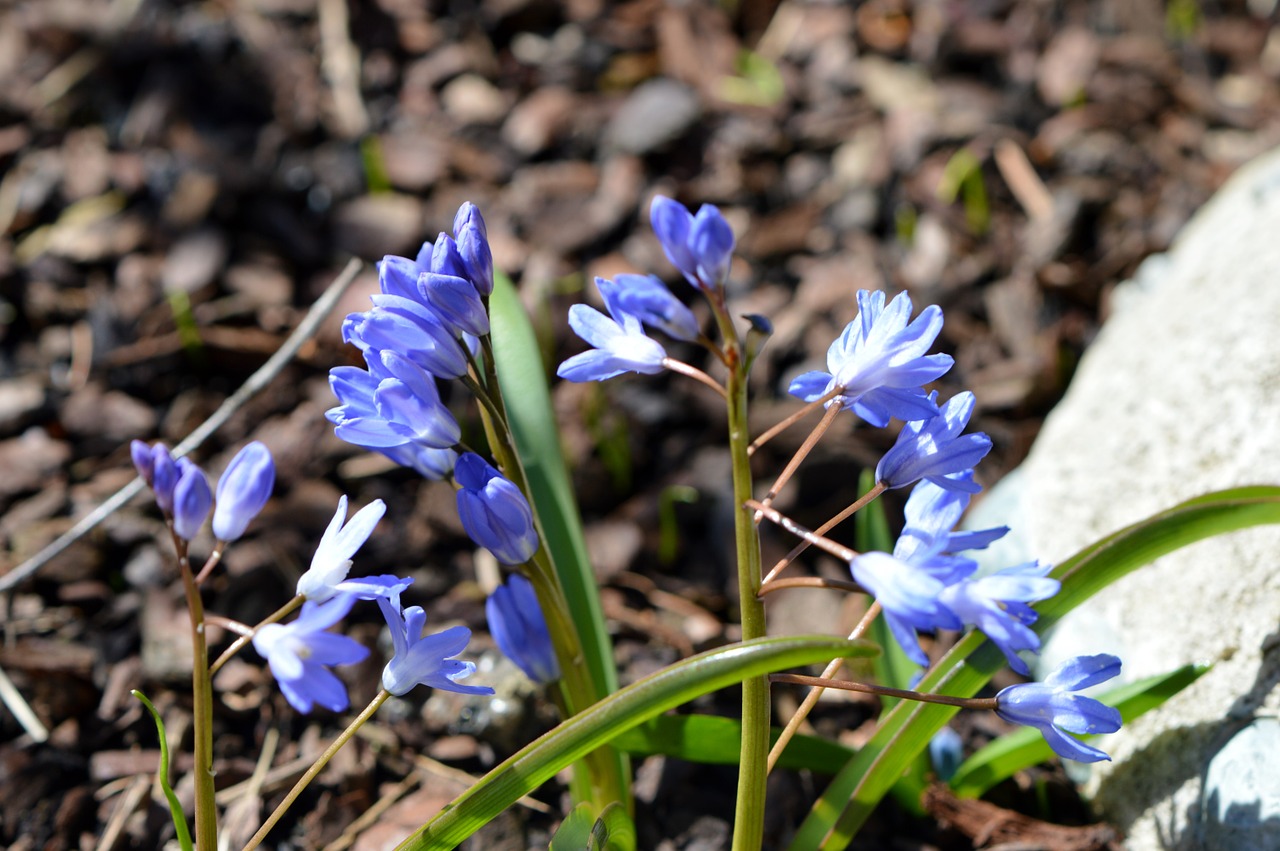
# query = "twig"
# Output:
<box><xmin>994</xmin><ymin>139</ymin><xmax>1054</xmax><ymax>221</ymax></box>
<box><xmin>0</xmin><ymin>258</ymin><xmax>364</xmax><ymax>593</ymax></box>
<box><xmin>0</xmin><ymin>664</ymin><xmax>48</xmax><ymax>742</ymax></box>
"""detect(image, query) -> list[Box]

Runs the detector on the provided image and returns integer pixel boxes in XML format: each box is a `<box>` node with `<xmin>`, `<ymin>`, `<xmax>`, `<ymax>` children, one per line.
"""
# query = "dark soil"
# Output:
<box><xmin>1</xmin><ymin>0</ymin><xmax>1277</xmax><ymax>848</ymax></box>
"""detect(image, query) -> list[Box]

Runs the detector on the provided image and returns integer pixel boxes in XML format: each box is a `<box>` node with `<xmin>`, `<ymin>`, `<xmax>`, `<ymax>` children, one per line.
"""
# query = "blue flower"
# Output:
<box><xmin>876</xmin><ymin>391</ymin><xmax>992</xmax><ymax>492</ymax></box>
<box><xmin>601</xmin><ymin>274</ymin><xmax>700</xmax><ymax>342</ymax></box>
<box><xmin>452</xmin><ymin>202</ymin><xmax>494</xmax><ymax>296</ymax></box>
<box><xmin>297</xmin><ymin>496</ymin><xmax>410</xmax><ymax>603</ymax></box>
<box><xmin>151</xmin><ymin>445</ymin><xmax>180</xmax><ymax>515</ymax></box>
<box><xmin>327</xmin><ymin>352</ymin><xmax>460</xmax><ymax>451</ymax></box>
<box><xmin>929</xmin><ymin>726</ymin><xmax>964</xmax><ymax>781</ymax></box>
<box><xmin>377</xmin><ymin>598</ymin><xmax>495</xmax><ymax>696</ymax></box>
<box><xmin>344</xmin><ymin>295</ymin><xmax>468</xmax><ymax>380</ymax></box>
<box><xmin>131</xmin><ymin>440</ymin><xmax>156</xmax><ymax>485</ymax></box>
<box><xmin>252</xmin><ymin>593</ymin><xmax>370</xmax><ymax>713</ymax></box>
<box><xmin>848</xmin><ymin>480</ymin><xmax>1006</xmax><ymax>666</ymax></box>
<box><xmin>212</xmin><ymin>442</ymin><xmax>275</xmax><ymax>542</ymax></box>
<box><xmin>650</xmin><ymin>195</ymin><xmax>735</xmax><ymax>292</ymax></box>
<box><xmin>454</xmin><ymin>453</ymin><xmax>540</xmax><ymax>565</ymax></box>
<box><xmin>171</xmin><ymin>459</ymin><xmax>212</xmax><ymax>541</ymax></box>
<box><xmin>557</xmin><ymin>279</ymin><xmax>667</xmax><ymax>383</ymax></box>
<box><xmin>787</xmin><ymin>290</ymin><xmax>953</xmax><ymax>427</ymax></box>
<box><xmin>378</xmin><ymin>443</ymin><xmax>458</xmax><ymax>481</ymax></box>
<box><xmin>417</xmin><ymin>271</ymin><xmax>489</xmax><ymax>337</ymax></box>
<box><xmin>996</xmin><ymin>654</ymin><xmax>1123</xmax><ymax>763</ymax></box>
<box><xmin>486</xmin><ymin>574</ymin><xmax>560</xmax><ymax>683</ymax></box>
<box><xmin>939</xmin><ymin>561</ymin><xmax>1059</xmax><ymax>675</ymax></box>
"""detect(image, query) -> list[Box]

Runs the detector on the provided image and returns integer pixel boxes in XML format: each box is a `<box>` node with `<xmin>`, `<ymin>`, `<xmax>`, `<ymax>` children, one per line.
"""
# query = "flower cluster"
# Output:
<box><xmin>849</xmin><ymin>479</ymin><xmax>1058</xmax><ymax>672</ymax></box>
<box><xmin>326</xmin><ymin>203</ymin><xmax>496</xmax><ymax>482</ymax></box>
<box><xmin>558</xmin><ymin>195</ymin><xmax>730</xmax><ymax>384</ymax></box>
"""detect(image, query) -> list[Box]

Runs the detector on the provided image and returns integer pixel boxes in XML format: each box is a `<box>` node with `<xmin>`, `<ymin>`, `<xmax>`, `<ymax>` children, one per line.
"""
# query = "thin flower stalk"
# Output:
<box><xmin>767</xmin><ymin>602</ymin><xmax>883</xmax><ymax>771</ymax></box>
<box><xmin>242</xmin><ymin>690</ymin><xmax>392</xmax><ymax>851</ymax></box>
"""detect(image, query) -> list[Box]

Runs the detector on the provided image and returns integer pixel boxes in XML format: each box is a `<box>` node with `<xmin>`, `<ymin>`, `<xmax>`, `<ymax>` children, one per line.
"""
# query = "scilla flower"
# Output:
<box><xmin>297</xmin><ymin>496</ymin><xmax>410</xmax><ymax>603</ymax></box>
<box><xmin>377</xmin><ymin>598</ymin><xmax>495</xmax><ymax>696</ymax></box>
<box><xmin>486</xmin><ymin>574</ymin><xmax>560</xmax><ymax>684</ymax></box>
<box><xmin>649</xmin><ymin>195</ymin><xmax>735</xmax><ymax>292</ymax></box>
<box><xmin>171</xmin><ymin>459</ymin><xmax>212</xmax><ymax>541</ymax></box>
<box><xmin>253</xmin><ymin>593</ymin><xmax>370</xmax><ymax>713</ymax></box>
<box><xmin>876</xmin><ymin>391</ymin><xmax>992</xmax><ymax>492</ymax></box>
<box><xmin>600</xmin><ymin>274</ymin><xmax>700</xmax><ymax>342</ymax></box>
<box><xmin>996</xmin><ymin>654</ymin><xmax>1123</xmax><ymax>763</ymax></box>
<box><xmin>212</xmin><ymin>441</ymin><xmax>275</xmax><ymax>542</ymax></box>
<box><xmin>939</xmin><ymin>561</ymin><xmax>1059</xmax><ymax>675</ymax></box>
<box><xmin>788</xmin><ymin>290</ymin><xmax>952</xmax><ymax>426</ymax></box>
<box><xmin>454</xmin><ymin>453</ymin><xmax>540</xmax><ymax>565</ymax></box>
<box><xmin>557</xmin><ymin>278</ymin><xmax>667</xmax><ymax>383</ymax></box>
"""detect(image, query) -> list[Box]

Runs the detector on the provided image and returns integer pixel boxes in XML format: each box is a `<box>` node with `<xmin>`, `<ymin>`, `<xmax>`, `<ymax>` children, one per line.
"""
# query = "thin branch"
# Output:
<box><xmin>747</xmin><ymin>386</ymin><xmax>843</xmax><ymax>456</ymax></box>
<box><xmin>760</xmin><ymin>481</ymin><xmax>887</xmax><ymax>585</ymax></box>
<box><xmin>746</xmin><ymin>499</ymin><xmax>856</xmax><ymax>562</ymax></box>
<box><xmin>0</xmin><ymin>258</ymin><xmax>364</xmax><ymax>593</ymax></box>
<box><xmin>767</xmin><ymin>602</ymin><xmax>882</xmax><ymax>772</ymax></box>
<box><xmin>758</xmin><ymin>576</ymin><xmax>863</xmax><ymax>597</ymax></box>
<box><xmin>662</xmin><ymin>357</ymin><xmax>728</xmax><ymax>399</ymax></box>
<box><xmin>752</xmin><ymin>400</ymin><xmax>842</xmax><ymax>523</ymax></box>
<box><xmin>771</xmin><ymin>673</ymin><xmax>997</xmax><ymax>710</ymax></box>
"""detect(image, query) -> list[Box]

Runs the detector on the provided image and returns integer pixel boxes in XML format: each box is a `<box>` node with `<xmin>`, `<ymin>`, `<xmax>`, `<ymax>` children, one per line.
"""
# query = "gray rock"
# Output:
<box><xmin>603</xmin><ymin>78</ymin><xmax>702</xmax><ymax>156</ymax></box>
<box><xmin>1009</xmin><ymin>146</ymin><xmax>1280</xmax><ymax>849</ymax></box>
<box><xmin>1201</xmin><ymin>718</ymin><xmax>1280</xmax><ymax>851</ymax></box>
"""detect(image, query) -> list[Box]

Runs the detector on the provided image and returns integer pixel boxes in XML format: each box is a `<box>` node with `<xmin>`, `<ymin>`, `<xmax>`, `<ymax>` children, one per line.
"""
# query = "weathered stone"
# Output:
<box><xmin>1007</xmin><ymin>146</ymin><xmax>1280</xmax><ymax>849</ymax></box>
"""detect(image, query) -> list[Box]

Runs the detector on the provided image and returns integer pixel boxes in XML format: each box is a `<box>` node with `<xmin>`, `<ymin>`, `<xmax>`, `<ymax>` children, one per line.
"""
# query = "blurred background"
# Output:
<box><xmin>1</xmin><ymin>0</ymin><xmax>1277</xmax><ymax>848</ymax></box>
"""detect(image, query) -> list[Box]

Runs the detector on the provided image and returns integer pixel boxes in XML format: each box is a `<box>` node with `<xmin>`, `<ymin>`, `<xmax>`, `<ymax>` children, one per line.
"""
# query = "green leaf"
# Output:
<box><xmin>490</xmin><ymin>274</ymin><xmax>616</xmax><ymax>697</ymax></box>
<box><xmin>550</xmin><ymin>803</ymin><xmax>597</xmax><ymax>850</ymax></box>
<box><xmin>789</xmin><ymin>486</ymin><xmax>1280</xmax><ymax>850</ymax></box>
<box><xmin>395</xmin><ymin>635</ymin><xmax>879</xmax><ymax>850</ymax></box>
<box><xmin>132</xmin><ymin>690</ymin><xmax>193</xmax><ymax>851</ymax></box>
<box><xmin>595</xmin><ymin>802</ymin><xmax>637</xmax><ymax>851</ymax></box>
<box><xmin>611</xmin><ymin>713</ymin><xmax>857</xmax><ymax>775</ymax></box>
<box><xmin>949</xmin><ymin>662</ymin><xmax>1209</xmax><ymax>798</ymax></box>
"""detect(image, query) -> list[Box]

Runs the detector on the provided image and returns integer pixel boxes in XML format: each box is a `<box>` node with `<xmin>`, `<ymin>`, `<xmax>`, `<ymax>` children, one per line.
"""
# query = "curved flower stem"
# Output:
<box><xmin>210</xmin><ymin>596</ymin><xmax>303</xmax><ymax>676</ymax></box>
<box><xmin>193</xmin><ymin>547</ymin><xmax>224</xmax><ymax>584</ymax></box>
<box><xmin>173</xmin><ymin>534</ymin><xmax>217</xmax><ymax>850</ymax></box>
<box><xmin>760</xmin><ymin>482</ymin><xmax>887</xmax><ymax>585</ymax></box>
<box><xmin>661</xmin><ymin>357</ymin><xmax>727</xmax><ymax>399</ymax></box>
<box><xmin>747</xmin><ymin>500</ymin><xmax>857</xmax><ymax>562</ymax></box>
<box><xmin>242</xmin><ymin>690</ymin><xmax>391</xmax><ymax>851</ymax></box>
<box><xmin>758</xmin><ymin>576</ymin><xmax>863</xmax><ymax>597</ymax></box>
<box><xmin>767</xmin><ymin>602</ymin><xmax>882</xmax><ymax>772</ymax></box>
<box><xmin>770</xmin><ymin>673</ymin><xmax>998</xmax><ymax>710</ymax></box>
<box><xmin>747</xmin><ymin>386</ymin><xmax>844</xmax><ymax>456</ymax></box>
<box><xmin>752</xmin><ymin>400</ymin><xmax>843</xmax><ymax>522</ymax></box>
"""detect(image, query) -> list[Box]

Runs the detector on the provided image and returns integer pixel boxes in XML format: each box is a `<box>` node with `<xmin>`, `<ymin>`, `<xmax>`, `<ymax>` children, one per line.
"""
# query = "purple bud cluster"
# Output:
<box><xmin>132</xmin><ymin>441</ymin><xmax>274</xmax><ymax>544</ymax></box>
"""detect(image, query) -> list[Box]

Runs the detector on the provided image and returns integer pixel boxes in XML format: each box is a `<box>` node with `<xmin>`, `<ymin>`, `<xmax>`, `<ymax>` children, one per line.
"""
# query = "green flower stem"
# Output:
<box><xmin>708</xmin><ymin>293</ymin><xmax>769</xmax><ymax>851</ymax></box>
<box><xmin>242</xmin><ymin>690</ymin><xmax>391</xmax><ymax>851</ymax></box>
<box><xmin>471</xmin><ymin>338</ymin><xmax>629</xmax><ymax>812</ymax></box>
<box><xmin>174</xmin><ymin>537</ymin><xmax>218</xmax><ymax>851</ymax></box>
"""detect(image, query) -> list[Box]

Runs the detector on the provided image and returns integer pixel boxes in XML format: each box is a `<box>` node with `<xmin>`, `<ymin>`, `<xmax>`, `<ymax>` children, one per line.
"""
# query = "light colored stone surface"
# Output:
<box><xmin>1017</xmin><ymin>146</ymin><xmax>1280</xmax><ymax>849</ymax></box>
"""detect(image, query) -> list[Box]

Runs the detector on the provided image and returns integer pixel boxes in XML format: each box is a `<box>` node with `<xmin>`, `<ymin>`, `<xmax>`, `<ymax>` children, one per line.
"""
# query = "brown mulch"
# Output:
<box><xmin>1</xmin><ymin>0</ymin><xmax>1277</xmax><ymax>848</ymax></box>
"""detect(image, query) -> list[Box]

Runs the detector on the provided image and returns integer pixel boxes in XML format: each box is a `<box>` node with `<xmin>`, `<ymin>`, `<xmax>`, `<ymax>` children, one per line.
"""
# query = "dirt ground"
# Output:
<box><xmin>1</xmin><ymin>0</ymin><xmax>1278</xmax><ymax>848</ymax></box>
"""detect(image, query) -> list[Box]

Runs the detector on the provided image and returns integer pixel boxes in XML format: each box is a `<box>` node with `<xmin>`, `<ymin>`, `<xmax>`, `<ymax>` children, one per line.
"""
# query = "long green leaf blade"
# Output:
<box><xmin>611</xmin><ymin>713</ymin><xmax>857</xmax><ymax>774</ymax></box>
<box><xmin>789</xmin><ymin>486</ymin><xmax>1280</xmax><ymax>850</ymax></box>
<box><xmin>396</xmin><ymin>635</ymin><xmax>879</xmax><ymax>850</ymax></box>
<box><xmin>489</xmin><ymin>273</ymin><xmax>617</xmax><ymax>697</ymax></box>
<box><xmin>948</xmin><ymin>662</ymin><xmax>1209</xmax><ymax>798</ymax></box>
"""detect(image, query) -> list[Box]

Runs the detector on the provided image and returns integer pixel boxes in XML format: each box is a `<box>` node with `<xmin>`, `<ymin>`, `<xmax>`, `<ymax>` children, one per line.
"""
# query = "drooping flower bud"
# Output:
<box><xmin>454</xmin><ymin>453</ymin><xmax>539</xmax><ymax>565</ymax></box>
<box><xmin>171</xmin><ymin>459</ymin><xmax>212</xmax><ymax>541</ymax></box>
<box><xmin>486</xmin><ymin>574</ymin><xmax>560</xmax><ymax>683</ymax></box>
